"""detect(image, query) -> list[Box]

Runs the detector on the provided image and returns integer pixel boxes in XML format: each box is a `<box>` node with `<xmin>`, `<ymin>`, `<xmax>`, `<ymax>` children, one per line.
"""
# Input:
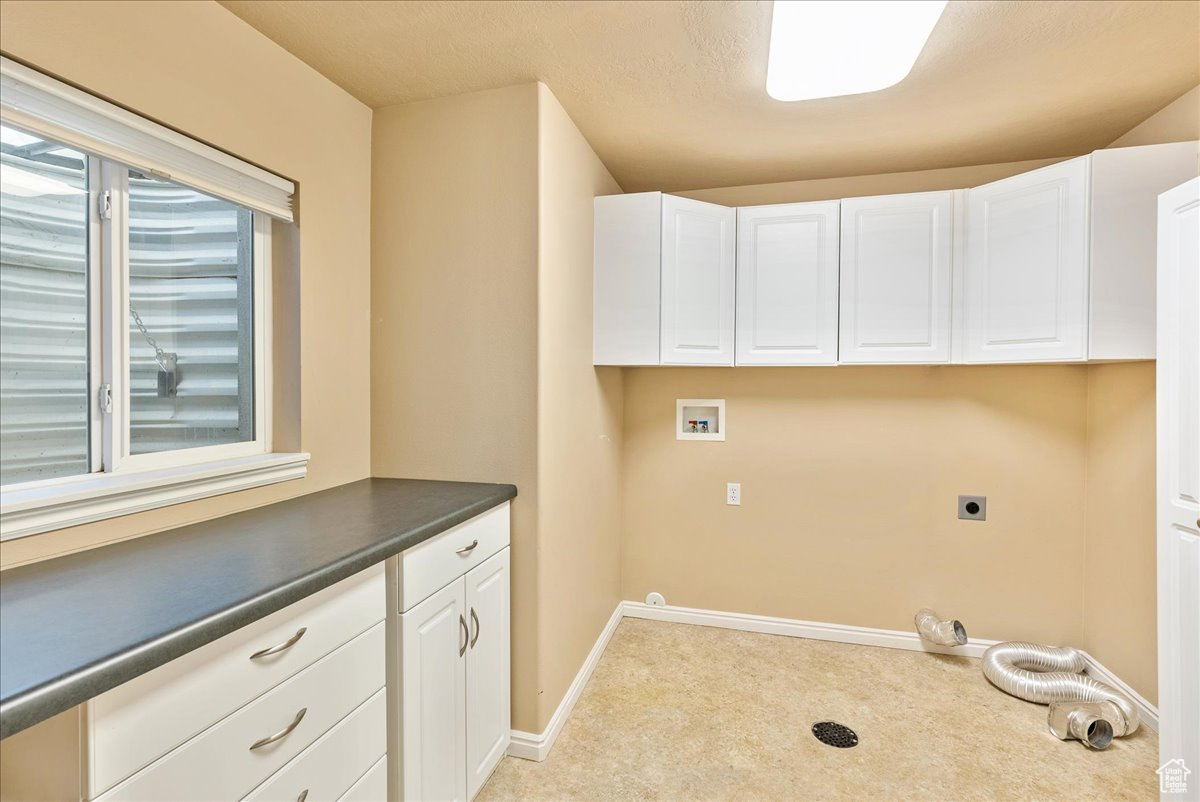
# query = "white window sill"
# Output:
<box><xmin>0</xmin><ymin>452</ymin><xmax>309</xmax><ymax>541</ymax></box>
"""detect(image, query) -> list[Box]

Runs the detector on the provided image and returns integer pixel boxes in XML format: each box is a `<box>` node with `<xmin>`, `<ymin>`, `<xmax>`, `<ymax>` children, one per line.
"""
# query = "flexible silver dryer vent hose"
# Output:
<box><xmin>981</xmin><ymin>642</ymin><xmax>1140</xmax><ymax>738</ymax></box>
<box><xmin>914</xmin><ymin>609</ymin><xmax>968</xmax><ymax>647</ymax></box>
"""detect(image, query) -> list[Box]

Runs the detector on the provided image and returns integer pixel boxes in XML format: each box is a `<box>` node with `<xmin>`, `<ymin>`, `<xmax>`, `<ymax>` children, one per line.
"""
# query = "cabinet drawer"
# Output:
<box><xmin>395</xmin><ymin>503</ymin><xmax>509</xmax><ymax>612</ymax></box>
<box><xmin>244</xmin><ymin>688</ymin><xmax>386</xmax><ymax>802</ymax></box>
<box><xmin>340</xmin><ymin>755</ymin><xmax>387</xmax><ymax>802</ymax></box>
<box><xmin>96</xmin><ymin>623</ymin><xmax>385</xmax><ymax>802</ymax></box>
<box><xmin>89</xmin><ymin>564</ymin><xmax>385</xmax><ymax>796</ymax></box>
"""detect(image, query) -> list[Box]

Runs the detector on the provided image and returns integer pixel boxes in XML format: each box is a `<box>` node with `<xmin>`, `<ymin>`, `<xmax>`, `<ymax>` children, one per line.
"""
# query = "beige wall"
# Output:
<box><xmin>534</xmin><ymin>85</ymin><xmax>623</xmax><ymax>729</ymax></box>
<box><xmin>678</xmin><ymin>157</ymin><xmax>1063</xmax><ymax>205</ymax></box>
<box><xmin>1083</xmin><ymin>363</ymin><xmax>1158</xmax><ymax>702</ymax></box>
<box><xmin>624</xmin><ymin>158</ymin><xmax>1097</xmax><ymax>648</ymax></box>
<box><xmin>370</xmin><ymin>84</ymin><xmax>542</xmax><ymax>731</ymax></box>
<box><xmin>622</xmin><ymin>366</ymin><xmax>1089</xmax><ymax>644</ymax></box>
<box><xmin>627</xmin><ymin>85</ymin><xmax>1200</xmax><ymax>706</ymax></box>
<box><xmin>0</xmin><ymin>0</ymin><xmax>372</xmax><ymax>569</ymax></box>
<box><xmin>370</xmin><ymin>83</ymin><xmax>620</xmax><ymax>733</ymax></box>
<box><xmin>1078</xmin><ymin>84</ymin><xmax>1200</xmax><ymax>705</ymax></box>
<box><xmin>1110</xmin><ymin>85</ymin><xmax>1200</xmax><ymax>149</ymax></box>
<box><xmin>2</xmin><ymin>0</ymin><xmax>1191</xmax><ymax>734</ymax></box>
<box><xmin>0</xmin><ymin>709</ymin><xmax>79</xmax><ymax>802</ymax></box>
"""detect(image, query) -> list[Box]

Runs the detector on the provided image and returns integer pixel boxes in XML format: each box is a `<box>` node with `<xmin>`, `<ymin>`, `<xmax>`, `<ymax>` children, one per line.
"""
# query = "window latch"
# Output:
<box><xmin>97</xmin><ymin>190</ymin><xmax>112</xmax><ymax>220</ymax></box>
<box><xmin>98</xmin><ymin>383</ymin><xmax>113</xmax><ymax>414</ymax></box>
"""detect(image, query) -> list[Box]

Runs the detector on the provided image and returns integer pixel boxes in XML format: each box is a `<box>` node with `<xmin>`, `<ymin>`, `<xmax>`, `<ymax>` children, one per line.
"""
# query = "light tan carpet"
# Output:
<box><xmin>479</xmin><ymin>618</ymin><xmax>1158</xmax><ymax>801</ymax></box>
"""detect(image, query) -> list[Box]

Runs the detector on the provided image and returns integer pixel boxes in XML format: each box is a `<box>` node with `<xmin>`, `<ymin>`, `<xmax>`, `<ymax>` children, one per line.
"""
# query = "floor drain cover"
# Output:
<box><xmin>812</xmin><ymin>721</ymin><xmax>859</xmax><ymax>748</ymax></box>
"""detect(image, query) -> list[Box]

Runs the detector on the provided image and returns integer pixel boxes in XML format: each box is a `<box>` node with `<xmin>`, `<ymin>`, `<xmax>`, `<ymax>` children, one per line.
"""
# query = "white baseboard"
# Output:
<box><xmin>509</xmin><ymin>600</ymin><xmax>1158</xmax><ymax>761</ymax></box>
<box><xmin>622</xmin><ymin>601</ymin><xmax>999</xmax><ymax>658</ymax></box>
<box><xmin>507</xmin><ymin>602</ymin><xmax>625</xmax><ymax>762</ymax></box>
<box><xmin>1082</xmin><ymin>652</ymin><xmax>1159</xmax><ymax>733</ymax></box>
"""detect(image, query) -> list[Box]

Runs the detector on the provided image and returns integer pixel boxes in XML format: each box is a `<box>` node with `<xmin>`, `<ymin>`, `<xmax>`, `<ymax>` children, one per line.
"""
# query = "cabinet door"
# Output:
<box><xmin>735</xmin><ymin>202</ymin><xmax>839</xmax><ymax>365</ymax></box>
<box><xmin>839</xmin><ymin>192</ymin><xmax>953</xmax><ymax>363</ymax></box>
<box><xmin>1157</xmin><ymin>177</ymin><xmax>1200</xmax><ymax>784</ymax></box>
<box><xmin>400</xmin><ymin>579</ymin><xmax>467</xmax><ymax>802</ymax></box>
<box><xmin>660</xmin><ymin>195</ymin><xmax>735</xmax><ymax>365</ymax></box>
<box><xmin>963</xmin><ymin>157</ymin><xmax>1089</xmax><ymax>362</ymax></box>
<box><xmin>593</xmin><ymin>192</ymin><xmax>662</xmax><ymax>366</ymax></box>
<box><xmin>465</xmin><ymin>548</ymin><xmax>511</xmax><ymax>800</ymax></box>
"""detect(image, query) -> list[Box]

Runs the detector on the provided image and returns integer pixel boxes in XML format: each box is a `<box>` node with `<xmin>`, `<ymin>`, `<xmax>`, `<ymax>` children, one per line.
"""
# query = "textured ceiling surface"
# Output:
<box><xmin>218</xmin><ymin>0</ymin><xmax>1200</xmax><ymax>192</ymax></box>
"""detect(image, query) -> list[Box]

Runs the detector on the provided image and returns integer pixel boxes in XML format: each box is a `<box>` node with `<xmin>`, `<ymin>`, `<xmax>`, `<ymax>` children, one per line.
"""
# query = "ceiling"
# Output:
<box><xmin>218</xmin><ymin>0</ymin><xmax>1200</xmax><ymax>192</ymax></box>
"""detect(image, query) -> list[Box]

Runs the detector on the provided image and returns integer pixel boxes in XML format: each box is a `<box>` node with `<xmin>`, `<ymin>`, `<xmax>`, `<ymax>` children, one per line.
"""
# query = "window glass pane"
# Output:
<box><xmin>0</xmin><ymin>125</ymin><xmax>90</xmax><ymax>485</ymax></box>
<box><xmin>127</xmin><ymin>171</ymin><xmax>254</xmax><ymax>455</ymax></box>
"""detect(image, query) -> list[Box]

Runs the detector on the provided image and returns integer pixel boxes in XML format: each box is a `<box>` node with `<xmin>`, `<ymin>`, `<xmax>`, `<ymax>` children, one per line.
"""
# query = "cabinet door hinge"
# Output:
<box><xmin>98</xmin><ymin>383</ymin><xmax>113</xmax><ymax>414</ymax></box>
<box><xmin>97</xmin><ymin>190</ymin><xmax>112</xmax><ymax>220</ymax></box>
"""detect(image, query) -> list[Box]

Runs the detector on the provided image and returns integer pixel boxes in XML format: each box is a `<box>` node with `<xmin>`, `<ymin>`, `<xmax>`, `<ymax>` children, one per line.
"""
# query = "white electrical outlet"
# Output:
<box><xmin>727</xmin><ymin>483</ymin><xmax>741</xmax><ymax>506</ymax></box>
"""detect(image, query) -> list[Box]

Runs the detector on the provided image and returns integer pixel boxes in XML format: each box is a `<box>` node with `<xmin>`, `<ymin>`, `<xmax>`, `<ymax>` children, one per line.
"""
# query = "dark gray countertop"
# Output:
<box><xmin>0</xmin><ymin>477</ymin><xmax>516</xmax><ymax>739</ymax></box>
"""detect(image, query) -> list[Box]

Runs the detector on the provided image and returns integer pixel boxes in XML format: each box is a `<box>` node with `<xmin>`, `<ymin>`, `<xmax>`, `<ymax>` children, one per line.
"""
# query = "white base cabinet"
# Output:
<box><xmin>400</xmin><ymin>577</ymin><xmax>468</xmax><ymax>802</ymax></box>
<box><xmin>465</xmin><ymin>549</ymin><xmax>512</xmax><ymax>800</ymax></box>
<box><xmin>391</xmin><ymin>504</ymin><xmax>511</xmax><ymax>802</ymax></box>
<box><xmin>81</xmin><ymin>565</ymin><xmax>388</xmax><ymax>802</ymax></box>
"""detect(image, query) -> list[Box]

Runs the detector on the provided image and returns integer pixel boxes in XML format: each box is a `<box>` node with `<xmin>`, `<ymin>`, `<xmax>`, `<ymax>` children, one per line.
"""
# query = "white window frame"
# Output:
<box><xmin>0</xmin><ymin>60</ymin><xmax>306</xmax><ymax>541</ymax></box>
<box><xmin>103</xmin><ymin>165</ymin><xmax>272</xmax><ymax>473</ymax></box>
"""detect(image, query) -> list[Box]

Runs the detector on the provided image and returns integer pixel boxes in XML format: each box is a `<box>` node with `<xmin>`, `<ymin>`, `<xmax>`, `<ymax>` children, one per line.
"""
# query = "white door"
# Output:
<box><xmin>839</xmin><ymin>191</ymin><xmax>953</xmax><ymax>363</ymax></box>
<box><xmin>465</xmin><ymin>548</ymin><xmax>511</xmax><ymax>800</ymax></box>
<box><xmin>735</xmin><ymin>202</ymin><xmax>840</xmax><ymax>365</ymax></box>
<box><xmin>660</xmin><ymin>195</ymin><xmax>735</xmax><ymax>365</ymax></box>
<box><xmin>964</xmin><ymin>157</ymin><xmax>1090</xmax><ymax>362</ymax></box>
<box><xmin>1157</xmin><ymin>176</ymin><xmax>1200</xmax><ymax>799</ymax></box>
<box><xmin>400</xmin><ymin>578</ymin><xmax>467</xmax><ymax>802</ymax></box>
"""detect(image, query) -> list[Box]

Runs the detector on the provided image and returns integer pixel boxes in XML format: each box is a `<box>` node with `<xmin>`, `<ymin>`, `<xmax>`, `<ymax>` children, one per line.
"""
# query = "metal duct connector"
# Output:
<box><xmin>981</xmin><ymin>642</ymin><xmax>1139</xmax><ymax>742</ymax></box>
<box><xmin>914</xmin><ymin>609</ymin><xmax>968</xmax><ymax>647</ymax></box>
<box><xmin>1048</xmin><ymin>702</ymin><xmax>1123</xmax><ymax>749</ymax></box>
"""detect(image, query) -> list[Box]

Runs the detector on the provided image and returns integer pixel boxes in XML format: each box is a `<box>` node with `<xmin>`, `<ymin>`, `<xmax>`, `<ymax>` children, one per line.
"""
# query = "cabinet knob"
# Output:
<box><xmin>470</xmin><ymin>607</ymin><xmax>480</xmax><ymax>648</ymax></box>
<box><xmin>459</xmin><ymin>614</ymin><xmax>468</xmax><ymax>657</ymax></box>
<box><xmin>456</xmin><ymin>540</ymin><xmax>479</xmax><ymax>556</ymax></box>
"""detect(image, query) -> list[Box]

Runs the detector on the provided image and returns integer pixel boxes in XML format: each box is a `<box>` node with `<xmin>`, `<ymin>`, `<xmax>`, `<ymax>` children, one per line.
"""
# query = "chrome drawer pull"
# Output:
<box><xmin>470</xmin><ymin>607</ymin><xmax>480</xmax><ymax>648</ymax></box>
<box><xmin>250</xmin><ymin>627</ymin><xmax>307</xmax><ymax>660</ymax></box>
<box><xmin>297</xmin><ymin>791</ymin><xmax>309</xmax><ymax>802</ymax></box>
<box><xmin>456</xmin><ymin>540</ymin><xmax>479</xmax><ymax>555</ymax></box>
<box><xmin>459</xmin><ymin>614</ymin><xmax>468</xmax><ymax>657</ymax></box>
<box><xmin>249</xmin><ymin>707</ymin><xmax>307</xmax><ymax>750</ymax></box>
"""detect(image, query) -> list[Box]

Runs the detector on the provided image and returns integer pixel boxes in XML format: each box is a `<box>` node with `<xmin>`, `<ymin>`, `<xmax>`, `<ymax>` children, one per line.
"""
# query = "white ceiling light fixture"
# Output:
<box><xmin>767</xmin><ymin>0</ymin><xmax>948</xmax><ymax>102</ymax></box>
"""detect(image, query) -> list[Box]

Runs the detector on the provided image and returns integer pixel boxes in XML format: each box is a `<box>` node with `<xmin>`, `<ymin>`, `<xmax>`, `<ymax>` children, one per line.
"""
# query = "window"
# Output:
<box><xmin>0</xmin><ymin>128</ymin><xmax>90</xmax><ymax>483</ymax></box>
<box><xmin>0</xmin><ymin>57</ymin><xmax>304</xmax><ymax>539</ymax></box>
<box><xmin>1</xmin><ymin>127</ymin><xmax>263</xmax><ymax>483</ymax></box>
<box><xmin>126</xmin><ymin>170</ymin><xmax>258</xmax><ymax>458</ymax></box>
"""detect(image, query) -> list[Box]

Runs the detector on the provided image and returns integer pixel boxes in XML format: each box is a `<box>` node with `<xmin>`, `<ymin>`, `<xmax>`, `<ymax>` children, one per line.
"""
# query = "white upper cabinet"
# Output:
<box><xmin>736</xmin><ymin>202</ymin><xmax>840</xmax><ymax>365</ymax></box>
<box><xmin>594</xmin><ymin>192</ymin><xmax>735</xmax><ymax>366</ymax></box>
<box><xmin>1089</xmin><ymin>143</ymin><xmax>1199</xmax><ymax>359</ymax></box>
<box><xmin>593</xmin><ymin>192</ymin><xmax>663</xmax><ymax>366</ymax></box>
<box><xmin>594</xmin><ymin>141</ymin><xmax>1197</xmax><ymax>367</ymax></box>
<box><xmin>963</xmin><ymin>157</ymin><xmax>1090</xmax><ymax>363</ymax></box>
<box><xmin>839</xmin><ymin>191</ymin><xmax>954</xmax><ymax>363</ymax></box>
<box><xmin>963</xmin><ymin>141</ymin><xmax>1198</xmax><ymax>363</ymax></box>
<box><xmin>661</xmin><ymin>194</ymin><xmax>736</xmax><ymax>365</ymax></box>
